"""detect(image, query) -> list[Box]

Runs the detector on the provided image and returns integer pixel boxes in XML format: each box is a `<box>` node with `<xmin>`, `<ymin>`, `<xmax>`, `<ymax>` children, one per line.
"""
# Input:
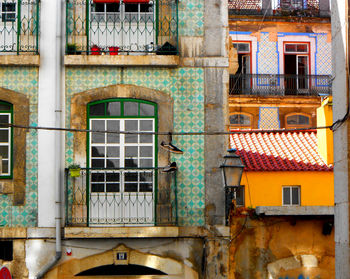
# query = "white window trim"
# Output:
<box><xmin>277</xmin><ymin>35</ymin><xmax>316</xmax><ymax>75</ymax></box>
<box><xmin>230</xmin><ymin>34</ymin><xmax>257</xmax><ymax>74</ymax></box>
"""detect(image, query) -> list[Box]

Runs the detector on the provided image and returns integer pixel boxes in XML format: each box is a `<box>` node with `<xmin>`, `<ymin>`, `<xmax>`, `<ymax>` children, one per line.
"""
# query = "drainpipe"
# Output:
<box><xmin>35</xmin><ymin>0</ymin><xmax>63</xmax><ymax>277</ymax></box>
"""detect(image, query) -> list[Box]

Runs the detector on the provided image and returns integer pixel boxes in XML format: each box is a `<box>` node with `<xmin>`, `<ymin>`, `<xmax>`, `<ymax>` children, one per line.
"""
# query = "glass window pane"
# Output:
<box><xmin>92</xmin><ymin>133</ymin><xmax>105</xmax><ymax>144</ymax></box>
<box><xmin>106</xmin><ymin>183</ymin><xmax>120</xmax><ymax>192</ymax></box>
<box><xmin>91</xmin><ymin>173</ymin><xmax>105</xmax><ymax>182</ymax></box>
<box><xmin>2</xmin><ymin>160</ymin><xmax>8</xmax><ymax>174</ymax></box>
<box><xmin>298</xmin><ymin>115</ymin><xmax>309</xmax><ymax>125</ymax></box>
<box><xmin>106</xmin><ymin>102</ymin><xmax>120</xmax><ymax>116</ymax></box>
<box><xmin>107</xmin><ymin>146</ymin><xmax>119</xmax><ymax>157</ymax></box>
<box><xmin>125</xmin><ymin>120</ymin><xmax>138</xmax><ymax>131</ymax></box>
<box><xmin>107</xmin><ymin>120</ymin><xmax>120</xmax><ymax>144</ymax></box>
<box><xmin>140</xmin><ymin>120</ymin><xmax>153</xmax><ymax>131</ymax></box>
<box><xmin>0</xmin><ymin>146</ymin><xmax>8</xmax><ymax>159</ymax></box>
<box><xmin>125</xmin><ymin>183</ymin><xmax>138</xmax><ymax>192</ymax></box>
<box><xmin>140</xmin><ymin>159</ymin><xmax>152</xmax><ymax>168</ymax></box>
<box><xmin>140</xmin><ymin>172</ymin><xmax>153</xmax><ymax>182</ymax></box>
<box><xmin>292</xmin><ymin>187</ymin><xmax>300</xmax><ymax>205</ymax></box>
<box><xmin>140</xmin><ymin>146</ymin><xmax>152</xmax><ymax>157</ymax></box>
<box><xmin>106</xmin><ymin>172</ymin><xmax>120</xmax><ymax>182</ymax></box>
<box><xmin>124</xmin><ymin>102</ymin><xmax>138</xmax><ymax>116</ymax></box>
<box><xmin>235</xmin><ymin>186</ymin><xmax>244</xmax><ymax>206</ymax></box>
<box><xmin>0</xmin><ymin>130</ymin><xmax>9</xmax><ymax>142</ymax></box>
<box><xmin>125</xmin><ymin>173</ymin><xmax>138</xmax><ymax>183</ymax></box>
<box><xmin>125</xmin><ymin>3</ymin><xmax>138</xmax><ymax>12</ymax></box>
<box><xmin>140</xmin><ymin>103</ymin><xmax>154</xmax><ymax>116</ymax></box>
<box><xmin>297</xmin><ymin>44</ymin><xmax>308</xmax><ymax>52</ymax></box>
<box><xmin>92</xmin><ymin>146</ymin><xmax>105</xmax><ymax>157</ymax></box>
<box><xmin>287</xmin><ymin>115</ymin><xmax>297</xmax><ymax>125</ymax></box>
<box><xmin>125</xmin><ymin>159</ymin><xmax>138</xmax><ymax>168</ymax></box>
<box><xmin>140</xmin><ymin>135</ymin><xmax>152</xmax><ymax>143</ymax></box>
<box><xmin>90</xmin><ymin>103</ymin><xmax>105</xmax><ymax>116</ymax></box>
<box><xmin>0</xmin><ymin>115</ymin><xmax>9</xmax><ymax>125</ymax></box>
<box><xmin>285</xmin><ymin>44</ymin><xmax>296</xmax><ymax>52</ymax></box>
<box><xmin>125</xmin><ymin>146</ymin><xmax>138</xmax><ymax>157</ymax></box>
<box><xmin>0</xmin><ymin>103</ymin><xmax>11</xmax><ymax>111</ymax></box>
<box><xmin>92</xmin><ymin>159</ymin><xmax>104</xmax><ymax>168</ymax></box>
<box><xmin>92</xmin><ymin>120</ymin><xmax>105</xmax><ymax>130</ymax></box>
<box><xmin>91</xmin><ymin>184</ymin><xmax>104</xmax><ymax>192</ymax></box>
<box><xmin>139</xmin><ymin>183</ymin><xmax>153</xmax><ymax>192</ymax></box>
<box><xmin>106</xmin><ymin>3</ymin><xmax>119</xmax><ymax>12</ymax></box>
<box><xmin>106</xmin><ymin>159</ymin><xmax>119</xmax><ymax>168</ymax></box>
<box><xmin>283</xmin><ymin>188</ymin><xmax>290</xmax><ymax>205</ymax></box>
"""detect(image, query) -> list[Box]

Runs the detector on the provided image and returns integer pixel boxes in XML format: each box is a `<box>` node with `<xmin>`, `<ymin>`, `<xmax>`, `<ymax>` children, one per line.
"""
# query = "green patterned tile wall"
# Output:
<box><xmin>65</xmin><ymin>67</ymin><xmax>205</xmax><ymax>226</ymax></box>
<box><xmin>0</xmin><ymin>67</ymin><xmax>38</xmax><ymax>227</ymax></box>
<box><xmin>178</xmin><ymin>0</ymin><xmax>204</xmax><ymax>36</ymax></box>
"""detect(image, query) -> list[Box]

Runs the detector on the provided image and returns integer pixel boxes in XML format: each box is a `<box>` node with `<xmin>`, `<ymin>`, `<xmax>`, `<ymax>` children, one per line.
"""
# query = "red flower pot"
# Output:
<box><xmin>109</xmin><ymin>46</ymin><xmax>119</xmax><ymax>55</ymax></box>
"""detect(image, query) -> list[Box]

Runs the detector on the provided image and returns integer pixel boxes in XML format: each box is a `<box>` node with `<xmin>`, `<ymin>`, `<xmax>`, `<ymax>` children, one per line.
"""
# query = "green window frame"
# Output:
<box><xmin>0</xmin><ymin>101</ymin><xmax>13</xmax><ymax>178</ymax></box>
<box><xmin>86</xmin><ymin>99</ymin><xmax>158</xmax><ymax>225</ymax></box>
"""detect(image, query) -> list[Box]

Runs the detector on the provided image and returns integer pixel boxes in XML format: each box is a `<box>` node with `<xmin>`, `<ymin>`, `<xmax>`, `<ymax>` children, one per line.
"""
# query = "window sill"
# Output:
<box><xmin>64</xmin><ymin>54</ymin><xmax>179</xmax><ymax>67</ymax></box>
<box><xmin>0</xmin><ymin>55</ymin><xmax>40</xmax><ymax>66</ymax></box>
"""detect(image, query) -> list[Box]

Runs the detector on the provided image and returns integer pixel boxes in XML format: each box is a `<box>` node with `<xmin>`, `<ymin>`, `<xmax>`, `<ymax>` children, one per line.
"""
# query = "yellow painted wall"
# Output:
<box><xmin>241</xmin><ymin>171</ymin><xmax>334</xmax><ymax>207</ymax></box>
<box><xmin>317</xmin><ymin>97</ymin><xmax>333</xmax><ymax>165</ymax></box>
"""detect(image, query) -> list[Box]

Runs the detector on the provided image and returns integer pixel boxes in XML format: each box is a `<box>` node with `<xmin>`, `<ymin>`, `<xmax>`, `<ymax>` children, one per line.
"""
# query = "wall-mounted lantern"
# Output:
<box><xmin>220</xmin><ymin>148</ymin><xmax>244</xmax><ymax>225</ymax></box>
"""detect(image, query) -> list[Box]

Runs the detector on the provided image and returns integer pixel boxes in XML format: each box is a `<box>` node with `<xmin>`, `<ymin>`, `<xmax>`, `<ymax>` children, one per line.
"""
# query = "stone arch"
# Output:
<box><xmin>44</xmin><ymin>244</ymin><xmax>198</xmax><ymax>279</ymax></box>
<box><xmin>0</xmin><ymin>87</ymin><xmax>29</xmax><ymax>205</ymax></box>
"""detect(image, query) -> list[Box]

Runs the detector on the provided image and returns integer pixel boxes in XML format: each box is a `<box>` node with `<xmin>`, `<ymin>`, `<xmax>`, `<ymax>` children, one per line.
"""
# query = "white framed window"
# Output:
<box><xmin>91</xmin><ymin>1</ymin><xmax>154</xmax><ymax>23</ymax></box>
<box><xmin>285</xmin><ymin>113</ymin><xmax>311</xmax><ymax>128</ymax></box>
<box><xmin>1</xmin><ymin>2</ymin><xmax>16</xmax><ymax>22</ymax></box>
<box><xmin>282</xmin><ymin>186</ymin><xmax>300</xmax><ymax>206</ymax></box>
<box><xmin>233</xmin><ymin>42</ymin><xmax>250</xmax><ymax>54</ymax></box>
<box><xmin>0</xmin><ymin>101</ymin><xmax>12</xmax><ymax>177</ymax></box>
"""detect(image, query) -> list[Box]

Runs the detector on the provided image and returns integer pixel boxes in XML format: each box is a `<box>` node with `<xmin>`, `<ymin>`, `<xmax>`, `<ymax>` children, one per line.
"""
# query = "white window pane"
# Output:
<box><xmin>125</xmin><ymin>146</ymin><xmax>138</xmax><ymax>157</ymax></box>
<box><xmin>140</xmin><ymin>120</ymin><xmax>153</xmax><ymax>131</ymax></box>
<box><xmin>124</xmin><ymin>102</ymin><xmax>138</xmax><ymax>116</ymax></box>
<box><xmin>292</xmin><ymin>187</ymin><xmax>300</xmax><ymax>205</ymax></box>
<box><xmin>140</xmin><ymin>146</ymin><xmax>152</xmax><ymax>157</ymax></box>
<box><xmin>0</xmin><ymin>130</ymin><xmax>9</xmax><ymax>142</ymax></box>
<box><xmin>92</xmin><ymin>146</ymin><xmax>105</xmax><ymax>157</ymax></box>
<box><xmin>283</xmin><ymin>188</ymin><xmax>290</xmax><ymax>205</ymax></box>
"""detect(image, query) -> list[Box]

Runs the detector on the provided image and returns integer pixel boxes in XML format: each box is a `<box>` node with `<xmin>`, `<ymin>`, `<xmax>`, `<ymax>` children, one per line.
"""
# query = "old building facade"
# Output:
<box><xmin>0</xmin><ymin>0</ymin><xmax>230</xmax><ymax>278</ymax></box>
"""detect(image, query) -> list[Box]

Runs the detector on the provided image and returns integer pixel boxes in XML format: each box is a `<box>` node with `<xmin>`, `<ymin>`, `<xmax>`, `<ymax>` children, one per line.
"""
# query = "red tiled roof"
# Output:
<box><xmin>230</xmin><ymin>130</ymin><xmax>333</xmax><ymax>171</ymax></box>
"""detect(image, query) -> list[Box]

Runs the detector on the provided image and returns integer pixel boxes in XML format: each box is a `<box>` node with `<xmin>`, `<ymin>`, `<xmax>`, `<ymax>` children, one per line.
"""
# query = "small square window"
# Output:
<box><xmin>1</xmin><ymin>3</ymin><xmax>16</xmax><ymax>23</ymax></box>
<box><xmin>283</xmin><ymin>186</ymin><xmax>300</xmax><ymax>206</ymax></box>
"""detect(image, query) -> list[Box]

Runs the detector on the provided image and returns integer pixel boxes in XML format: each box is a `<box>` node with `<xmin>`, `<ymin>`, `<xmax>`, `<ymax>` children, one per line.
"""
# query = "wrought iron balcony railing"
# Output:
<box><xmin>229</xmin><ymin>74</ymin><xmax>332</xmax><ymax>97</ymax></box>
<box><xmin>228</xmin><ymin>0</ymin><xmax>329</xmax><ymax>17</ymax></box>
<box><xmin>65</xmin><ymin>168</ymin><xmax>178</xmax><ymax>226</ymax></box>
<box><xmin>0</xmin><ymin>0</ymin><xmax>39</xmax><ymax>54</ymax></box>
<box><xmin>66</xmin><ymin>0</ymin><xmax>178</xmax><ymax>55</ymax></box>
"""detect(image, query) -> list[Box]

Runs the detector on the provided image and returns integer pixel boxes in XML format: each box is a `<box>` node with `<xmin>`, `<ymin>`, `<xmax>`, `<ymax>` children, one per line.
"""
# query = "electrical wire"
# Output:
<box><xmin>3</xmin><ymin>122</ymin><xmax>335</xmax><ymax>136</ymax></box>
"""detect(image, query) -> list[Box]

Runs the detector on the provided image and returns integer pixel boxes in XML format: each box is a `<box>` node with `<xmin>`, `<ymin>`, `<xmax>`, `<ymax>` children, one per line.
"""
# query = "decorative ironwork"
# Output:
<box><xmin>229</xmin><ymin>74</ymin><xmax>332</xmax><ymax>97</ymax></box>
<box><xmin>228</xmin><ymin>0</ymin><xmax>327</xmax><ymax>17</ymax></box>
<box><xmin>65</xmin><ymin>168</ymin><xmax>178</xmax><ymax>226</ymax></box>
<box><xmin>66</xmin><ymin>0</ymin><xmax>178</xmax><ymax>55</ymax></box>
<box><xmin>0</xmin><ymin>0</ymin><xmax>39</xmax><ymax>54</ymax></box>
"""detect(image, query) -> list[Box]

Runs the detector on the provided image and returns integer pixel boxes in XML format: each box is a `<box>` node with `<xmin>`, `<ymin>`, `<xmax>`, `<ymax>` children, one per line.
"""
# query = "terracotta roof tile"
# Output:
<box><xmin>230</xmin><ymin>130</ymin><xmax>333</xmax><ymax>172</ymax></box>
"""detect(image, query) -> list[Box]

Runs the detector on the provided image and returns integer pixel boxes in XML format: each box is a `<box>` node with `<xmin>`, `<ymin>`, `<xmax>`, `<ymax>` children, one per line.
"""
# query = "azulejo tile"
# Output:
<box><xmin>66</xmin><ymin>67</ymin><xmax>205</xmax><ymax>226</ymax></box>
<box><xmin>0</xmin><ymin>67</ymin><xmax>38</xmax><ymax>227</ymax></box>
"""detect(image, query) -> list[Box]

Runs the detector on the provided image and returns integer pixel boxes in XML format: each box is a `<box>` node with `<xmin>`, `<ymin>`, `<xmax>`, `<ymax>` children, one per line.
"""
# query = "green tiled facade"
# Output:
<box><xmin>0</xmin><ymin>67</ymin><xmax>38</xmax><ymax>227</ymax></box>
<box><xmin>65</xmin><ymin>67</ymin><xmax>205</xmax><ymax>226</ymax></box>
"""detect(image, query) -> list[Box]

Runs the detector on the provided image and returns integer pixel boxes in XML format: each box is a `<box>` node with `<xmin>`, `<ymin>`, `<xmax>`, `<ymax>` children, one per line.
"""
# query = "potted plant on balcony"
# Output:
<box><xmin>66</xmin><ymin>43</ymin><xmax>81</xmax><ymax>55</ymax></box>
<box><xmin>68</xmin><ymin>163</ymin><xmax>81</xmax><ymax>177</ymax></box>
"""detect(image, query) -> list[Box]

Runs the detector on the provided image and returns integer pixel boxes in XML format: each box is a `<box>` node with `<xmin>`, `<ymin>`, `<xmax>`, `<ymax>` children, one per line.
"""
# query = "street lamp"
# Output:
<box><xmin>220</xmin><ymin>148</ymin><xmax>244</xmax><ymax>225</ymax></box>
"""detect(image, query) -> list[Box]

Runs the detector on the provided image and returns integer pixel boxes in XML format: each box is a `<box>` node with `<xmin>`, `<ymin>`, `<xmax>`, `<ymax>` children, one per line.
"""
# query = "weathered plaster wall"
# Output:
<box><xmin>0</xmin><ymin>67</ymin><xmax>38</xmax><ymax>227</ymax></box>
<box><xmin>229</xmin><ymin>216</ymin><xmax>335</xmax><ymax>279</ymax></box>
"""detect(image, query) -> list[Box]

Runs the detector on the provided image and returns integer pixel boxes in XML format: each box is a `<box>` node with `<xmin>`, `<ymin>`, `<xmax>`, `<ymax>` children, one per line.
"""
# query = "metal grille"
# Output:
<box><xmin>229</xmin><ymin>74</ymin><xmax>332</xmax><ymax>97</ymax></box>
<box><xmin>0</xmin><ymin>0</ymin><xmax>39</xmax><ymax>53</ymax></box>
<box><xmin>66</xmin><ymin>0</ymin><xmax>178</xmax><ymax>54</ymax></box>
<box><xmin>65</xmin><ymin>168</ymin><xmax>178</xmax><ymax>226</ymax></box>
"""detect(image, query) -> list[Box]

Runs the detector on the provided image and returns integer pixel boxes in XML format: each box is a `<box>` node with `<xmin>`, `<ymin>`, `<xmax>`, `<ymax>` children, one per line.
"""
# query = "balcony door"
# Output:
<box><xmin>88</xmin><ymin>99</ymin><xmax>157</xmax><ymax>226</ymax></box>
<box><xmin>89</xmin><ymin>0</ymin><xmax>155</xmax><ymax>53</ymax></box>
<box><xmin>284</xmin><ymin>43</ymin><xmax>309</xmax><ymax>94</ymax></box>
<box><xmin>0</xmin><ymin>1</ymin><xmax>16</xmax><ymax>53</ymax></box>
<box><xmin>231</xmin><ymin>42</ymin><xmax>251</xmax><ymax>94</ymax></box>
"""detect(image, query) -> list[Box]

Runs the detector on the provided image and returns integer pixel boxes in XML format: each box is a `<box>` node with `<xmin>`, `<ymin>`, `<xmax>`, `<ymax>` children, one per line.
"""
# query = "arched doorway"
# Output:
<box><xmin>44</xmin><ymin>244</ymin><xmax>198</xmax><ymax>279</ymax></box>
